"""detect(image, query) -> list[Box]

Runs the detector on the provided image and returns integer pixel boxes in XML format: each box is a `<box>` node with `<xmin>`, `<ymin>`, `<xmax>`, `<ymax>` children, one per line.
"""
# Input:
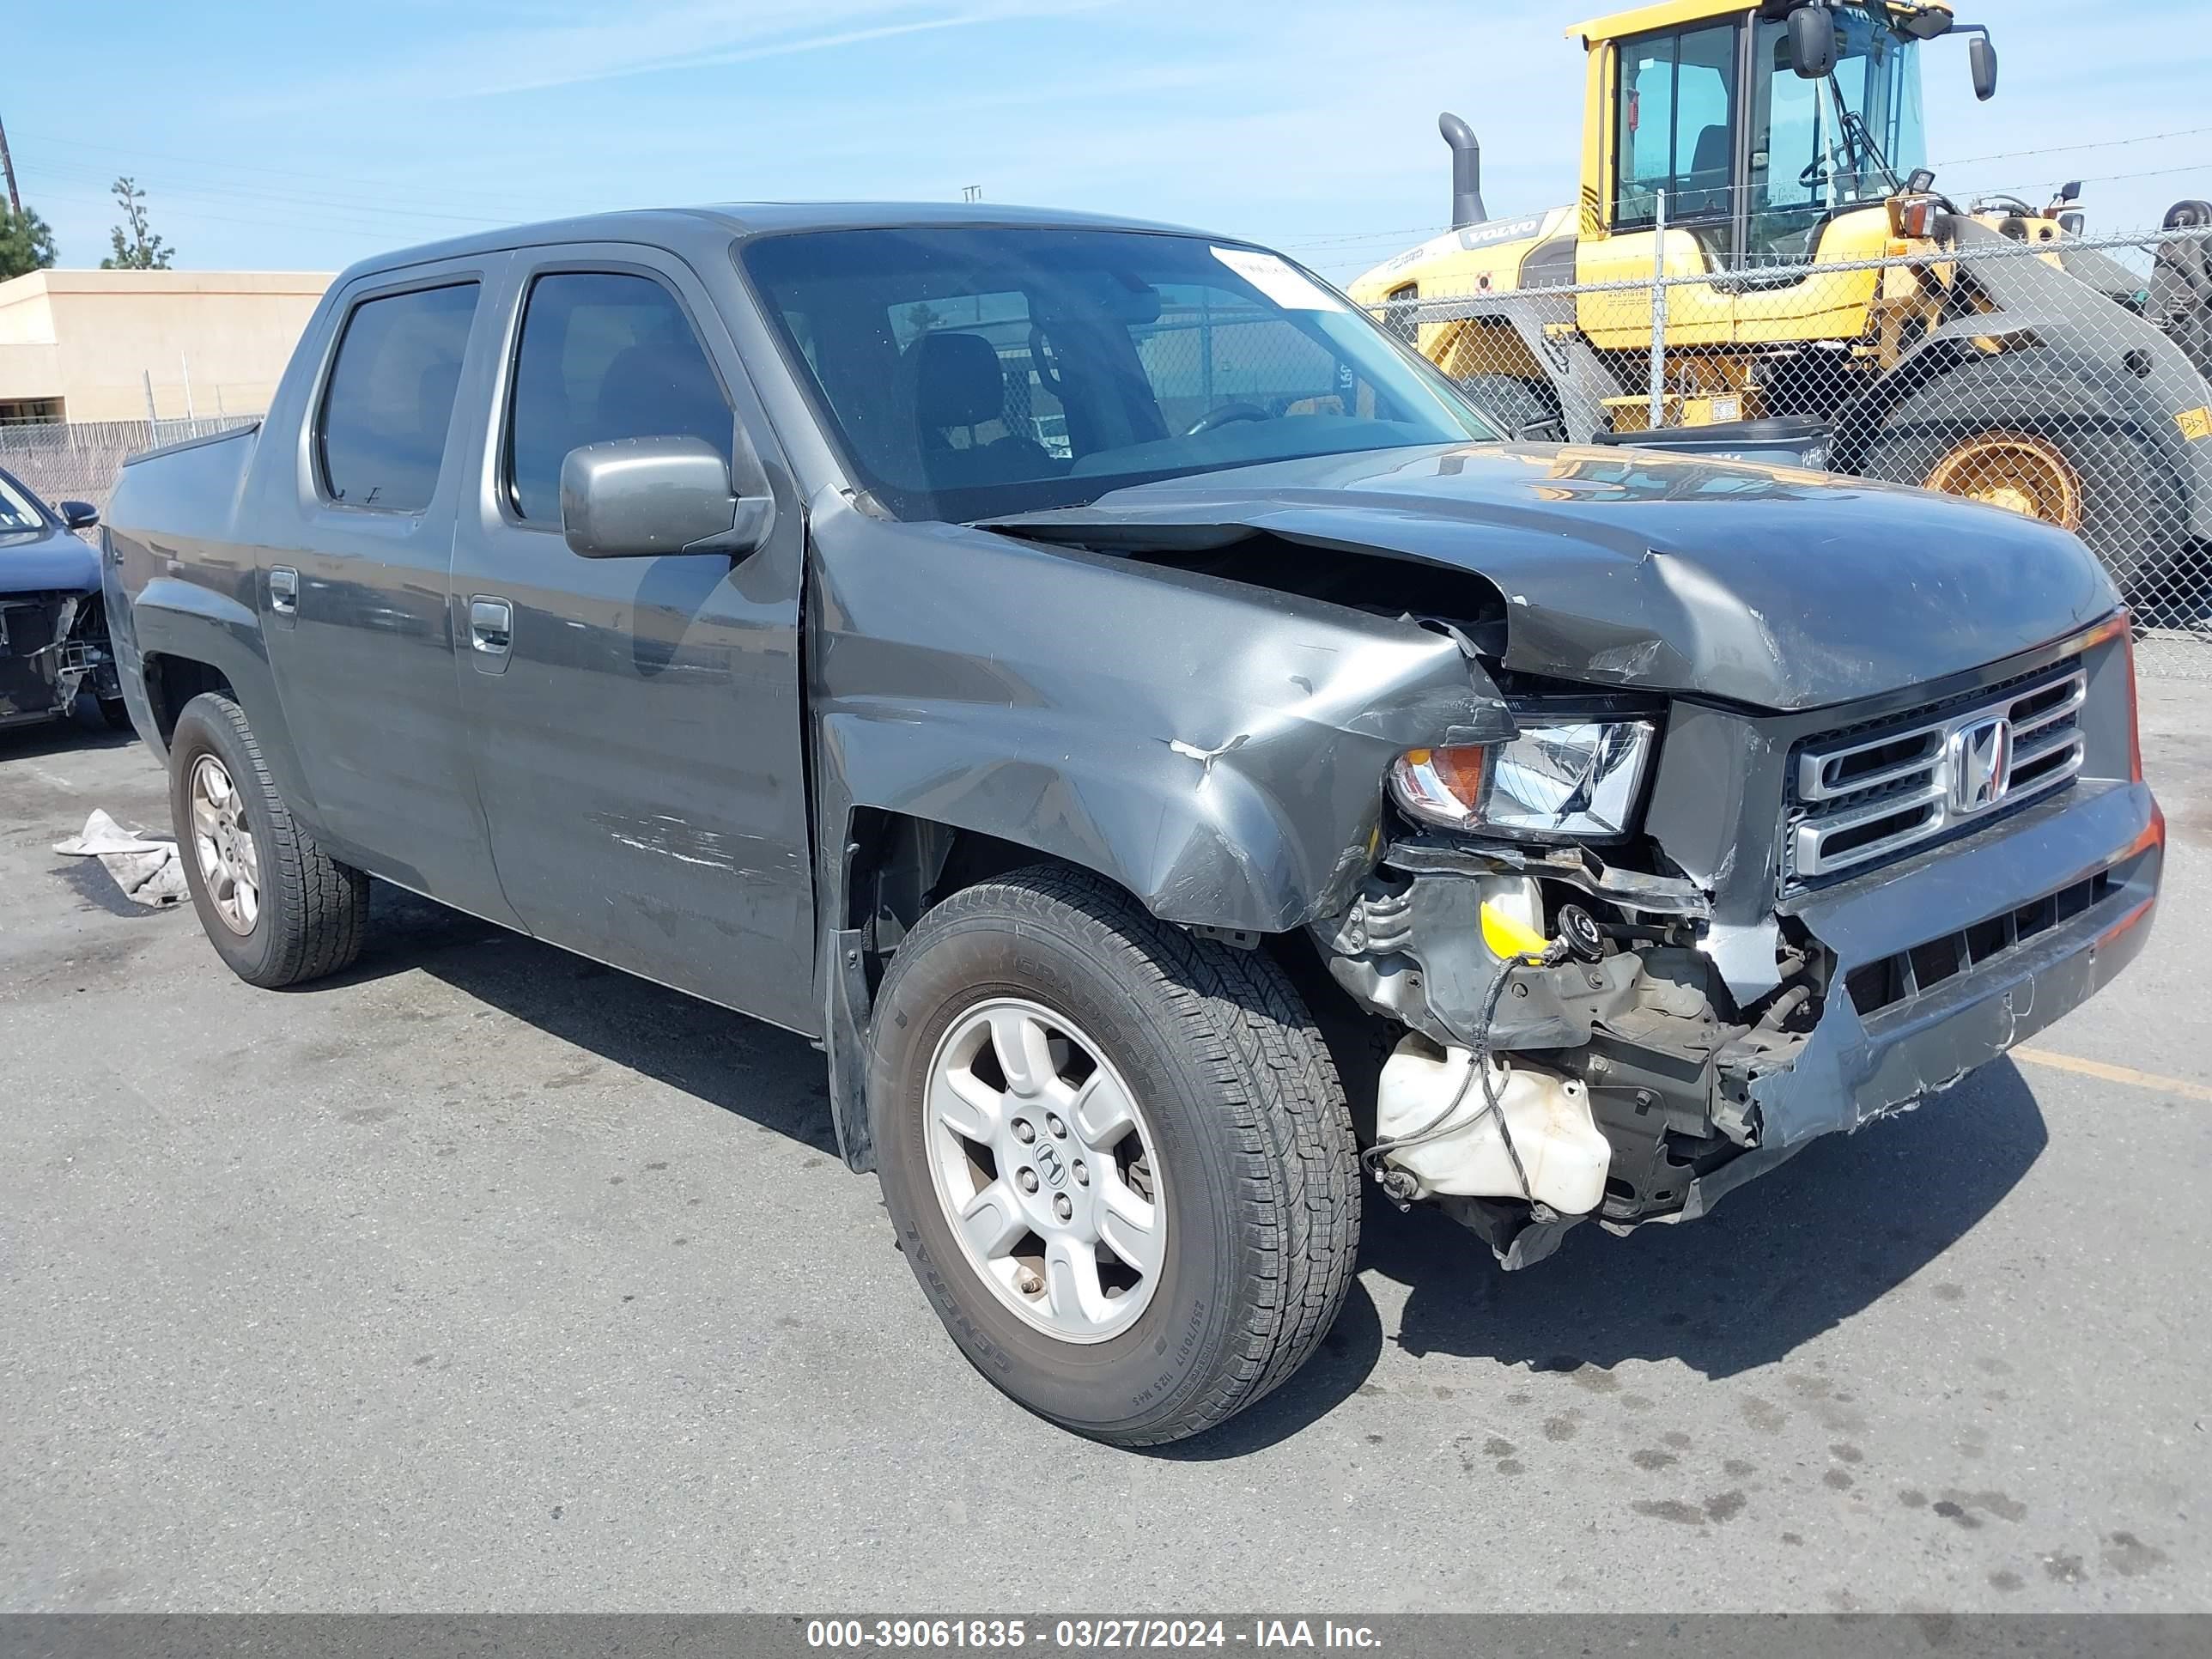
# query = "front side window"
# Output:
<box><xmin>742</xmin><ymin>228</ymin><xmax>1496</xmax><ymax>522</ymax></box>
<box><xmin>1614</xmin><ymin>22</ymin><xmax>1739</xmax><ymax>229</ymax></box>
<box><xmin>504</xmin><ymin>270</ymin><xmax>733</xmax><ymax>522</ymax></box>
<box><xmin>317</xmin><ymin>283</ymin><xmax>479</xmax><ymax>512</ymax></box>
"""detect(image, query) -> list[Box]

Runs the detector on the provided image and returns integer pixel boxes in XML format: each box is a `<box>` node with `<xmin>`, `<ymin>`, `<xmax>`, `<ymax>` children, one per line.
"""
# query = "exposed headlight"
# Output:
<box><xmin>1389</xmin><ymin>719</ymin><xmax>1657</xmax><ymax>841</ymax></box>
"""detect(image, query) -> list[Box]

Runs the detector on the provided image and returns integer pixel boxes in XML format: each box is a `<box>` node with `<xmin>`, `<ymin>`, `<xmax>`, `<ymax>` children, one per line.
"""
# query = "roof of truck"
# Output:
<box><xmin>335</xmin><ymin>201</ymin><xmax>1212</xmax><ymax>284</ymax></box>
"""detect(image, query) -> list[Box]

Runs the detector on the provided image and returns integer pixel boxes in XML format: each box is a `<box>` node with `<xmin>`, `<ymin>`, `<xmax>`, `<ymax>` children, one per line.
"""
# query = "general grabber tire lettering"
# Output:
<box><xmin>168</xmin><ymin>691</ymin><xmax>368</xmax><ymax>989</ymax></box>
<box><xmin>867</xmin><ymin>864</ymin><xmax>1360</xmax><ymax>1446</ymax></box>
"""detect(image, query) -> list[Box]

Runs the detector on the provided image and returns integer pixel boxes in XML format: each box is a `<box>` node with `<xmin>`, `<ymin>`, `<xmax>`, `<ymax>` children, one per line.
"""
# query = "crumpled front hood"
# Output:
<box><xmin>0</xmin><ymin>524</ymin><xmax>101</xmax><ymax>596</ymax></box>
<box><xmin>985</xmin><ymin>442</ymin><xmax>2119</xmax><ymax>710</ymax></box>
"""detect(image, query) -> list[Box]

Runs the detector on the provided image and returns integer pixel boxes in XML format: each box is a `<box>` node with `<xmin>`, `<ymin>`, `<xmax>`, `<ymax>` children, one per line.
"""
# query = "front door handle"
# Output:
<box><xmin>469</xmin><ymin>596</ymin><xmax>514</xmax><ymax>674</ymax></box>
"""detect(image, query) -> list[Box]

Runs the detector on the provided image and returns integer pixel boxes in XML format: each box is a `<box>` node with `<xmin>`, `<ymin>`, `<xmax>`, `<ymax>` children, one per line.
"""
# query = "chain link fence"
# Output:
<box><xmin>0</xmin><ymin>416</ymin><xmax>263</xmax><ymax>533</ymax></box>
<box><xmin>1376</xmin><ymin>222</ymin><xmax>2212</xmax><ymax>675</ymax></box>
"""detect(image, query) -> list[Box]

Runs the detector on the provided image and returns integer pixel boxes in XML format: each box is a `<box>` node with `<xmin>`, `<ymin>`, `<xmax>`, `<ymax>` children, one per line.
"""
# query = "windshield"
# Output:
<box><xmin>0</xmin><ymin>469</ymin><xmax>50</xmax><ymax>535</ymax></box>
<box><xmin>741</xmin><ymin>227</ymin><xmax>1498</xmax><ymax>522</ymax></box>
<box><xmin>1749</xmin><ymin>4</ymin><xmax>1927</xmax><ymax>261</ymax></box>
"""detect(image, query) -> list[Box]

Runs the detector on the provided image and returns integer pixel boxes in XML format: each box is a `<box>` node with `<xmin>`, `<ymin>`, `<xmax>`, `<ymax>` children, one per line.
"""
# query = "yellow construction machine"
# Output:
<box><xmin>1349</xmin><ymin>0</ymin><xmax>2212</xmax><ymax>599</ymax></box>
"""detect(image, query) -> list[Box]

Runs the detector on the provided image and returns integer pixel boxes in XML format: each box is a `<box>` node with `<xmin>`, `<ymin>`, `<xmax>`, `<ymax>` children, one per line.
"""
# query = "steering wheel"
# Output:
<box><xmin>1184</xmin><ymin>402</ymin><xmax>1272</xmax><ymax>436</ymax></box>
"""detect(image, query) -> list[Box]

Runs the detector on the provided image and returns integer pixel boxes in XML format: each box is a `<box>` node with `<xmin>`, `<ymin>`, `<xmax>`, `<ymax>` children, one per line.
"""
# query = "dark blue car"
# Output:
<box><xmin>0</xmin><ymin>465</ymin><xmax>121</xmax><ymax>731</ymax></box>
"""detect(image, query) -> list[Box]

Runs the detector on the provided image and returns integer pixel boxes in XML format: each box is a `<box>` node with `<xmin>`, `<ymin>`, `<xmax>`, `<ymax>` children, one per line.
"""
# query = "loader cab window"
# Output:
<box><xmin>1747</xmin><ymin>5</ymin><xmax>1927</xmax><ymax>263</ymax></box>
<box><xmin>1613</xmin><ymin>21</ymin><xmax>1739</xmax><ymax>248</ymax></box>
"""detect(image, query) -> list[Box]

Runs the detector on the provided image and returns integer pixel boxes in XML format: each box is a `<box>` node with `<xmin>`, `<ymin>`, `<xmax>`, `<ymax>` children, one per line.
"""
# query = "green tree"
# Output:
<box><xmin>0</xmin><ymin>201</ymin><xmax>57</xmax><ymax>280</ymax></box>
<box><xmin>100</xmin><ymin>177</ymin><xmax>173</xmax><ymax>270</ymax></box>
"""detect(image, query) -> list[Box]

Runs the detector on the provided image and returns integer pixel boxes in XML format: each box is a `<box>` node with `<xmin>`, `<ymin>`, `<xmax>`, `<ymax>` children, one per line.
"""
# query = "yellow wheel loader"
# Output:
<box><xmin>1347</xmin><ymin>0</ymin><xmax>2212</xmax><ymax>605</ymax></box>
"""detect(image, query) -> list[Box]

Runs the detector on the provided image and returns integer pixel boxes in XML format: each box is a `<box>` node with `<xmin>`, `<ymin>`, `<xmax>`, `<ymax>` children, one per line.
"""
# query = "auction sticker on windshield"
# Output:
<box><xmin>1211</xmin><ymin>246</ymin><xmax>1341</xmax><ymax>312</ymax></box>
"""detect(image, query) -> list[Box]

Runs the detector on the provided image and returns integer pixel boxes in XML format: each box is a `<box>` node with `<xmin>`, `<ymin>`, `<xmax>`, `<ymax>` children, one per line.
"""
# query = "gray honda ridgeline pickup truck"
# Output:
<box><xmin>105</xmin><ymin>204</ymin><xmax>2162</xmax><ymax>1445</ymax></box>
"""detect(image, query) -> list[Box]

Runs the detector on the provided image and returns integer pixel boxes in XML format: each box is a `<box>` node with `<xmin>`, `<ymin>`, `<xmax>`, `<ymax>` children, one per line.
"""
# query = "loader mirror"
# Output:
<box><xmin>1787</xmin><ymin>6</ymin><xmax>1838</xmax><ymax>78</ymax></box>
<box><xmin>1968</xmin><ymin>34</ymin><xmax>1998</xmax><ymax>100</ymax></box>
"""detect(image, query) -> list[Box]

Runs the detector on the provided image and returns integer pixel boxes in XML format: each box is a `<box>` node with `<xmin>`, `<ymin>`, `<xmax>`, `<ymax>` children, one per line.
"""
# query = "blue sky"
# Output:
<box><xmin>7</xmin><ymin>1</ymin><xmax>2208</xmax><ymax>282</ymax></box>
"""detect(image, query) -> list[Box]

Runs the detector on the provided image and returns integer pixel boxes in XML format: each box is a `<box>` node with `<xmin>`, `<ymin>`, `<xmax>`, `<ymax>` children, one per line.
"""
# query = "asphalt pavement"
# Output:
<box><xmin>3</xmin><ymin>683</ymin><xmax>2209</xmax><ymax>1613</ymax></box>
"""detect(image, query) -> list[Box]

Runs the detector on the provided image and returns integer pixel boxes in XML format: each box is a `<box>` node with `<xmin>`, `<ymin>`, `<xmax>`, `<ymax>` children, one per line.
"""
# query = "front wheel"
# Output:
<box><xmin>867</xmin><ymin>866</ymin><xmax>1359</xmax><ymax>1446</ymax></box>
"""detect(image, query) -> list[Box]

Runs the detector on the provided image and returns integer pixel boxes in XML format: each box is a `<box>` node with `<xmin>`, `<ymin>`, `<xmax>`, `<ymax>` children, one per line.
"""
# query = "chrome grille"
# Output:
<box><xmin>1786</xmin><ymin>661</ymin><xmax>2087</xmax><ymax>886</ymax></box>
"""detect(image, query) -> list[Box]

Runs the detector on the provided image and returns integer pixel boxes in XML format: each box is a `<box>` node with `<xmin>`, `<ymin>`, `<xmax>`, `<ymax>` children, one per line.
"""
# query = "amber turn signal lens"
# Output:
<box><xmin>1426</xmin><ymin>745</ymin><xmax>1490</xmax><ymax>802</ymax></box>
<box><xmin>1389</xmin><ymin>744</ymin><xmax>1493</xmax><ymax>827</ymax></box>
<box><xmin>1887</xmin><ymin>193</ymin><xmax>1940</xmax><ymax>240</ymax></box>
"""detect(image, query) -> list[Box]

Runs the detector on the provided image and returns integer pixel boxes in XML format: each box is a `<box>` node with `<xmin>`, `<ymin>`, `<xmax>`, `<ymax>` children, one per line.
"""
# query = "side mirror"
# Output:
<box><xmin>1787</xmin><ymin>5</ymin><xmax>1838</xmax><ymax>78</ymax></box>
<box><xmin>58</xmin><ymin>500</ymin><xmax>99</xmax><ymax>530</ymax></box>
<box><xmin>1968</xmin><ymin>33</ymin><xmax>1997</xmax><ymax>100</ymax></box>
<box><xmin>559</xmin><ymin>434</ymin><xmax>771</xmax><ymax>560</ymax></box>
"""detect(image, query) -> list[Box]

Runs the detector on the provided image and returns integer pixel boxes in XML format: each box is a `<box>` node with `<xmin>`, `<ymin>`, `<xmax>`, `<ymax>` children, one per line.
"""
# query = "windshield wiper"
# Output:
<box><xmin>1838</xmin><ymin>105</ymin><xmax>1900</xmax><ymax>193</ymax></box>
<box><xmin>1819</xmin><ymin>72</ymin><xmax>1900</xmax><ymax>198</ymax></box>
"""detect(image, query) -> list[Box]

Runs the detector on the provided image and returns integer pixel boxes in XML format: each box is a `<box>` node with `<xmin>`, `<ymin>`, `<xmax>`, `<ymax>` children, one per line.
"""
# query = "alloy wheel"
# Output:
<box><xmin>188</xmin><ymin>754</ymin><xmax>261</xmax><ymax>935</ymax></box>
<box><xmin>921</xmin><ymin>998</ymin><xmax>1165</xmax><ymax>1343</ymax></box>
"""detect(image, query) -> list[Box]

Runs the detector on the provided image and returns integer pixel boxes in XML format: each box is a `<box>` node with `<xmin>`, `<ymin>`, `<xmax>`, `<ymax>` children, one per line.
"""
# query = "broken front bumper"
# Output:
<box><xmin>0</xmin><ymin>592</ymin><xmax>118</xmax><ymax>727</ymax></box>
<box><xmin>1324</xmin><ymin>624</ymin><xmax>2161</xmax><ymax>1267</ymax></box>
<box><xmin>1758</xmin><ymin>775</ymin><xmax>2161</xmax><ymax>1147</ymax></box>
<box><xmin>1645</xmin><ymin>775</ymin><xmax>2164</xmax><ymax>1251</ymax></box>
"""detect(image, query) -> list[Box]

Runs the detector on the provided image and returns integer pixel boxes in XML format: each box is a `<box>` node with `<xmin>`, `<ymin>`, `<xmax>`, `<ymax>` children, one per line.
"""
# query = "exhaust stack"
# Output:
<box><xmin>1440</xmin><ymin>112</ymin><xmax>1487</xmax><ymax>229</ymax></box>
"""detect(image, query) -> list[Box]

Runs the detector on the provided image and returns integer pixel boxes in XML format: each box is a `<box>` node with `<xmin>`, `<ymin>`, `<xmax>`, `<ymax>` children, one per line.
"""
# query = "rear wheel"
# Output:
<box><xmin>168</xmin><ymin>692</ymin><xmax>368</xmax><ymax>988</ymax></box>
<box><xmin>867</xmin><ymin>866</ymin><xmax>1359</xmax><ymax>1446</ymax></box>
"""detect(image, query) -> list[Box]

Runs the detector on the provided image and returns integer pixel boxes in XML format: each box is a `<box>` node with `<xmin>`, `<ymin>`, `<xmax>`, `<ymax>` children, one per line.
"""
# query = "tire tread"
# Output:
<box><xmin>175</xmin><ymin>693</ymin><xmax>368</xmax><ymax>988</ymax></box>
<box><xmin>892</xmin><ymin>865</ymin><xmax>1359</xmax><ymax>1445</ymax></box>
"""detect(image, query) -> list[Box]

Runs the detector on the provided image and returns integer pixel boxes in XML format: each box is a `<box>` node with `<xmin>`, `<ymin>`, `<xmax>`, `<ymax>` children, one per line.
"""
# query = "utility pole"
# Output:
<box><xmin>0</xmin><ymin>104</ymin><xmax>21</xmax><ymax>215</ymax></box>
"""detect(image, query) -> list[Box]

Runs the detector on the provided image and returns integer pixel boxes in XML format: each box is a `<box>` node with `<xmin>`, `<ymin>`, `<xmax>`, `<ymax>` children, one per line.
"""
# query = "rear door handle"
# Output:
<box><xmin>269</xmin><ymin>566</ymin><xmax>299</xmax><ymax>628</ymax></box>
<box><xmin>469</xmin><ymin>596</ymin><xmax>514</xmax><ymax>674</ymax></box>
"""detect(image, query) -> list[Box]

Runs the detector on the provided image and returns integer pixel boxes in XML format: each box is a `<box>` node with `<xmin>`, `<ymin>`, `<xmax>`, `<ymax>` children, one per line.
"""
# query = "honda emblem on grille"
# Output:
<box><xmin>1948</xmin><ymin>716</ymin><xmax>2013</xmax><ymax>813</ymax></box>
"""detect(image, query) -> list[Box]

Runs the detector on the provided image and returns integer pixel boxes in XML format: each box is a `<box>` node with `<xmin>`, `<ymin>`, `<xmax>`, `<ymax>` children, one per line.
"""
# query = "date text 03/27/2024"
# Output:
<box><xmin>803</xmin><ymin>1620</ymin><xmax>1384</xmax><ymax>1650</ymax></box>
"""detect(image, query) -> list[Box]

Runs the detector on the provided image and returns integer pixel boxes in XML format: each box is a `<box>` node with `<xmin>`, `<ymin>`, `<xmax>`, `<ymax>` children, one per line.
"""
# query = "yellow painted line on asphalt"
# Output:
<box><xmin>2012</xmin><ymin>1046</ymin><xmax>2212</xmax><ymax>1103</ymax></box>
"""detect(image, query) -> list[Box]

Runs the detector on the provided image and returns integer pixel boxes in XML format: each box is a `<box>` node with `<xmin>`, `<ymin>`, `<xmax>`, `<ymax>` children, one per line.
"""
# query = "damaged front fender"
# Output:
<box><xmin>809</xmin><ymin>492</ymin><xmax>1511</xmax><ymax>934</ymax></box>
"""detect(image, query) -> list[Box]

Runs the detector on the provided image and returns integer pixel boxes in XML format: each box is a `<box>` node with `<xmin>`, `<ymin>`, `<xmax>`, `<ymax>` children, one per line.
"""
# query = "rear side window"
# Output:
<box><xmin>505</xmin><ymin>271</ymin><xmax>732</xmax><ymax>522</ymax></box>
<box><xmin>317</xmin><ymin>283</ymin><xmax>479</xmax><ymax>511</ymax></box>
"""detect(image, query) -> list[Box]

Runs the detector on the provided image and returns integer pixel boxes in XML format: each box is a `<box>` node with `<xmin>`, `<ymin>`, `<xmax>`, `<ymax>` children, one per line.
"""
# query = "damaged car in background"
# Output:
<box><xmin>1</xmin><ymin>466</ymin><xmax>124</xmax><ymax>732</ymax></box>
<box><xmin>101</xmin><ymin>205</ymin><xmax>2161</xmax><ymax>1446</ymax></box>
